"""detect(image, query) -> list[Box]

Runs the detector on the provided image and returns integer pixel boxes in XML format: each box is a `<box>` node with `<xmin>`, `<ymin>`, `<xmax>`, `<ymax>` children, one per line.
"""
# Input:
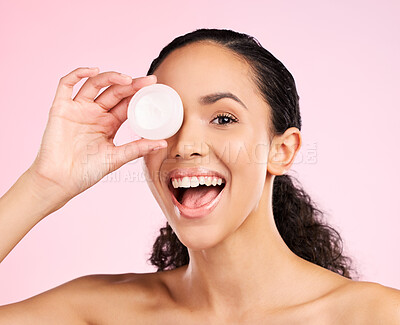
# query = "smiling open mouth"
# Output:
<box><xmin>168</xmin><ymin>180</ymin><xmax>226</xmax><ymax>208</ymax></box>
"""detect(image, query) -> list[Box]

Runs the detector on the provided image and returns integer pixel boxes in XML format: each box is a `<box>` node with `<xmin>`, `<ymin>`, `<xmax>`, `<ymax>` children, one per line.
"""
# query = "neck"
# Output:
<box><xmin>176</xmin><ymin>174</ymin><xmax>329</xmax><ymax>315</ymax></box>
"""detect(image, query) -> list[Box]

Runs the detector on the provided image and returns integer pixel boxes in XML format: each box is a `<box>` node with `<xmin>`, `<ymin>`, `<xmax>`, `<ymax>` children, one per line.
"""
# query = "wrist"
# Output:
<box><xmin>21</xmin><ymin>168</ymin><xmax>71</xmax><ymax>218</ymax></box>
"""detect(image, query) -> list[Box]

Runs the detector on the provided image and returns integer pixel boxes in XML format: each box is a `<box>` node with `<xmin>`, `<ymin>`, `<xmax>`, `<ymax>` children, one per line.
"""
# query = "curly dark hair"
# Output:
<box><xmin>145</xmin><ymin>28</ymin><xmax>359</xmax><ymax>280</ymax></box>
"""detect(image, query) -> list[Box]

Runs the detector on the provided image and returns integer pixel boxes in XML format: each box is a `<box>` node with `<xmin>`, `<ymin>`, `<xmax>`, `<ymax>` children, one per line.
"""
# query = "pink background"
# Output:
<box><xmin>0</xmin><ymin>0</ymin><xmax>399</xmax><ymax>304</ymax></box>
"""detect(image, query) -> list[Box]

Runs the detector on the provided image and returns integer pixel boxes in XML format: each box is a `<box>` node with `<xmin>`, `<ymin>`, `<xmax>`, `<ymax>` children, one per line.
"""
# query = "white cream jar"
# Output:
<box><xmin>127</xmin><ymin>83</ymin><xmax>184</xmax><ymax>140</ymax></box>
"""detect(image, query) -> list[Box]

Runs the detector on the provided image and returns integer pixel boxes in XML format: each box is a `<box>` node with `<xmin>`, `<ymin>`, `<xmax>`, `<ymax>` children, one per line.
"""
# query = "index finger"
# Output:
<box><xmin>52</xmin><ymin>67</ymin><xmax>100</xmax><ymax>105</ymax></box>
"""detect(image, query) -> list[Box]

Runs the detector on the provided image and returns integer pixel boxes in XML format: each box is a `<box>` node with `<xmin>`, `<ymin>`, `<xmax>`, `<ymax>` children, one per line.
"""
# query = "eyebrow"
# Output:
<box><xmin>198</xmin><ymin>92</ymin><xmax>248</xmax><ymax>110</ymax></box>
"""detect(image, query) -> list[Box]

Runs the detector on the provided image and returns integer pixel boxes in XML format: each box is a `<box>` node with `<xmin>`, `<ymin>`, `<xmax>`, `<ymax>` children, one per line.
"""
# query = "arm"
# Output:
<box><xmin>0</xmin><ymin>273</ymin><xmax>149</xmax><ymax>325</ymax></box>
<box><xmin>0</xmin><ymin>67</ymin><xmax>165</xmax><ymax>264</ymax></box>
<box><xmin>0</xmin><ymin>67</ymin><xmax>167</xmax><ymax>323</ymax></box>
<box><xmin>0</xmin><ymin>276</ymin><xmax>90</xmax><ymax>325</ymax></box>
<box><xmin>0</xmin><ymin>169</ymin><xmax>68</xmax><ymax>263</ymax></box>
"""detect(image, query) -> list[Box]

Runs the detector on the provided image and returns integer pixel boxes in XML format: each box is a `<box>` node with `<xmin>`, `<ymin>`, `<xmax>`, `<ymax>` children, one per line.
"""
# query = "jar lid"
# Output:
<box><xmin>127</xmin><ymin>83</ymin><xmax>184</xmax><ymax>140</ymax></box>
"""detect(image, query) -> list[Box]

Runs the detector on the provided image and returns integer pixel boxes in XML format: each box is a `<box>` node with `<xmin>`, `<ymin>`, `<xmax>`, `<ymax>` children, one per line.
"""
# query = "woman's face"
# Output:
<box><xmin>142</xmin><ymin>41</ymin><xmax>272</xmax><ymax>250</ymax></box>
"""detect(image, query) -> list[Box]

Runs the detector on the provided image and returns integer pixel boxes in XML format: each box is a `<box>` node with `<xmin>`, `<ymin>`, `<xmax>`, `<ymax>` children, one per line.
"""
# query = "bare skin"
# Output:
<box><xmin>71</xmin><ymin>270</ymin><xmax>398</xmax><ymax>325</ymax></box>
<box><xmin>0</xmin><ymin>45</ymin><xmax>399</xmax><ymax>324</ymax></box>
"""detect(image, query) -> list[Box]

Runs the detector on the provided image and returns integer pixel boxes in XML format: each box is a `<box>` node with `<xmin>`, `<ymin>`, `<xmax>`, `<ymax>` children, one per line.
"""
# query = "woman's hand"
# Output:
<box><xmin>28</xmin><ymin>67</ymin><xmax>167</xmax><ymax>207</ymax></box>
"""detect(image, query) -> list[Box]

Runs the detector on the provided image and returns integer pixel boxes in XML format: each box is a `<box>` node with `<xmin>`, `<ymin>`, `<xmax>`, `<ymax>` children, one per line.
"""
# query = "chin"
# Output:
<box><xmin>172</xmin><ymin>224</ymin><xmax>229</xmax><ymax>251</ymax></box>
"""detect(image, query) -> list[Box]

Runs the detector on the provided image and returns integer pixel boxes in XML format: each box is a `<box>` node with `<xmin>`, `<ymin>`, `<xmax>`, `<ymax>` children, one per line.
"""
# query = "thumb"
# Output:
<box><xmin>111</xmin><ymin>138</ymin><xmax>168</xmax><ymax>170</ymax></box>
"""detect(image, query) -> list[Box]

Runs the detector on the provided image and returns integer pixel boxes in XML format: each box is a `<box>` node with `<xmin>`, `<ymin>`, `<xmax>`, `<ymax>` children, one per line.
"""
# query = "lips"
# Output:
<box><xmin>168</xmin><ymin>181</ymin><xmax>226</xmax><ymax>219</ymax></box>
<box><xmin>167</xmin><ymin>179</ymin><xmax>225</xmax><ymax>205</ymax></box>
<box><xmin>164</xmin><ymin>167</ymin><xmax>228</xmax><ymax>219</ymax></box>
<box><xmin>165</xmin><ymin>166</ymin><xmax>227</xmax><ymax>185</ymax></box>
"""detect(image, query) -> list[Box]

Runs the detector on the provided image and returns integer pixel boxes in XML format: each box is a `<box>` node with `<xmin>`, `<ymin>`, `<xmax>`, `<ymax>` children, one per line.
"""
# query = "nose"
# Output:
<box><xmin>167</xmin><ymin>115</ymin><xmax>209</xmax><ymax>160</ymax></box>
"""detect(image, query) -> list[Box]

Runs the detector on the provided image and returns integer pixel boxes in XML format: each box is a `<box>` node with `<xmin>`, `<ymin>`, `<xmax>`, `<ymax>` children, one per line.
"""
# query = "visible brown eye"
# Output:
<box><xmin>210</xmin><ymin>113</ymin><xmax>239</xmax><ymax>126</ymax></box>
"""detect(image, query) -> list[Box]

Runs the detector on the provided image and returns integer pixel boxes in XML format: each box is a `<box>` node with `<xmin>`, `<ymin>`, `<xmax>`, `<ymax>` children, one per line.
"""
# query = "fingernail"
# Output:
<box><xmin>120</xmin><ymin>73</ymin><xmax>132</xmax><ymax>79</ymax></box>
<box><xmin>89</xmin><ymin>67</ymin><xmax>99</xmax><ymax>70</ymax></box>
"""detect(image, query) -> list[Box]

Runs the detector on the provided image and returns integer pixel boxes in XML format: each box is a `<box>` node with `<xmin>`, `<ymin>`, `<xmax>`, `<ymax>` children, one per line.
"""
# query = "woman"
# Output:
<box><xmin>0</xmin><ymin>28</ymin><xmax>399</xmax><ymax>324</ymax></box>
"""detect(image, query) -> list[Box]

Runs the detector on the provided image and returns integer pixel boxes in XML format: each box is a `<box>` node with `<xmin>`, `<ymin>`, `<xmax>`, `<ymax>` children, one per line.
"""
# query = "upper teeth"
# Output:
<box><xmin>171</xmin><ymin>176</ymin><xmax>225</xmax><ymax>188</ymax></box>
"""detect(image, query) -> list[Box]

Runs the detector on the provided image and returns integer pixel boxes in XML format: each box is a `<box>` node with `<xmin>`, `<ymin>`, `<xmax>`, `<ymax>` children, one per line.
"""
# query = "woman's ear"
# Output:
<box><xmin>267</xmin><ymin>127</ymin><xmax>302</xmax><ymax>175</ymax></box>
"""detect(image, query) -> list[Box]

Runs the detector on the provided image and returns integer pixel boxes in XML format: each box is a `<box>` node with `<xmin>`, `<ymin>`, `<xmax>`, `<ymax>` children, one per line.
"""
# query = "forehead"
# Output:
<box><xmin>152</xmin><ymin>41</ymin><xmax>258</xmax><ymax>100</ymax></box>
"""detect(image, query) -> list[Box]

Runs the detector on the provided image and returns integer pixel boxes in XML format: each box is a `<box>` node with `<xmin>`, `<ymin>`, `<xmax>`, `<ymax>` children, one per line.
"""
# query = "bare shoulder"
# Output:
<box><xmin>361</xmin><ymin>281</ymin><xmax>400</xmax><ymax>324</ymax></box>
<box><xmin>325</xmin><ymin>280</ymin><xmax>400</xmax><ymax>324</ymax></box>
<box><xmin>0</xmin><ymin>272</ymin><xmax>170</xmax><ymax>325</ymax></box>
<box><xmin>70</xmin><ymin>272</ymin><xmax>171</xmax><ymax>324</ymax></box>
<box><xmin>0</xmin><ymin>273</ymin><xmax>123</xmax><ymax>325</ymax></box>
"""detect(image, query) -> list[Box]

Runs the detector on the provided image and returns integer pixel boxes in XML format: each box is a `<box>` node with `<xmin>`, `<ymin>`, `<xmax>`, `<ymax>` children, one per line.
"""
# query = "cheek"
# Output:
<box><xmin>142</xmin><ymin>156</ymin><xmax>170</xmax><ymax>213</ymax></box>
<box><xmin>211</xmin><ymin>125</ymin><xmax>269</xmax><ymax>216</ymax></box>
<box><xmin>226</xmin><ymin>160</ymin><xmax>267</xmax><ymax>230</ymax></box>
<box><xmin>211</xmin><ymin>124</ymin><xmax>268</xmax><ymax>166</ymax></box>
<box><xmin>141</xmin><ymin>158</ymin><xmax>156</xmax><ymax>193</ymax></box>
<box><xmin>143</xmin><ymin>153</ymin><xmax>163</xmax><ymax>181</ymax></box>
<box><xmin>142</xmin><ymin>157</ymin><xmax>153</xmax><ymax>184</ymax></box>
